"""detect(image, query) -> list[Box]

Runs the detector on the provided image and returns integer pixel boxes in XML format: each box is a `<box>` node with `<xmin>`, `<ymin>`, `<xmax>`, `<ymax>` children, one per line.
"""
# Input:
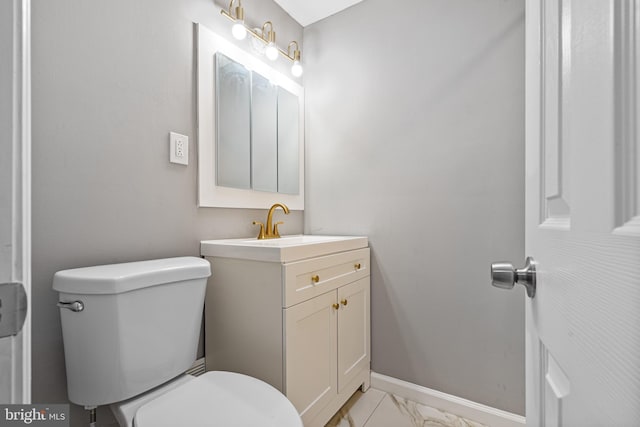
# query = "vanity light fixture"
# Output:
<box><xmin>220</xmin><ymin>1</ymin><xmax>303</xmax><ymax>77</ymax></box>
<box><xmin>288</xmin><ymin>41</ymin><xmax>303</xmax><ymax>77</ymax></box>
<box><xmin>223</xmin><ymin>0</ymin><xmax>247</xmax><ymax>40</ymax></box>
<box><xmin>262</xmin><ymin>21</ymin><xmax>279</xmax><ymax>61</ymax></box>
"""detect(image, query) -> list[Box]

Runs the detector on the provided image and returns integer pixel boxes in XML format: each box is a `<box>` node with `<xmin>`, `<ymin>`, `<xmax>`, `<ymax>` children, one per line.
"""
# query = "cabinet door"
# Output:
<box><xmin>337</xmin><ymin>277</ymin><xmax>370</xmax><ymax>393</ymax></box>
<box><xmin>284</xmin><ymin>291</ymin><xmax>337</xmax><ymax>421</ymax></box>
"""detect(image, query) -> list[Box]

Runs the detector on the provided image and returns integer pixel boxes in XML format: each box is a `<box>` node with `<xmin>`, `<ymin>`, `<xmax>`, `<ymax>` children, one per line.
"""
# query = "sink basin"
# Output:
<box><xmin>201</xmin><ymin>235</ymin><xmax>368</xmax><ymax>262</ymax></box>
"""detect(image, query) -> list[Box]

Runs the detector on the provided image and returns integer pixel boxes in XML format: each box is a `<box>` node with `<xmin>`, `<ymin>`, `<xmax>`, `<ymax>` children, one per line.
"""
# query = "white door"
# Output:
<box><xmin>522</xmin><ymin>0</ymin><xmax>640</xmax><ymax>425</ymax></box>
<box><xmin>0</xmin><ymin>0</ymin><xmax>31</xmax><ymax>404</ymax></box>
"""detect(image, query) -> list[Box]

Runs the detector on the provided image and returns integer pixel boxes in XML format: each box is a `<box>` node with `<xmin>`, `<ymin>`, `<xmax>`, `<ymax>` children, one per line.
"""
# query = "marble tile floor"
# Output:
<box><xmin>102</xmin><ymin>387</ymin><xmax>488</xmax><ymax>427</ymax></box>
<box><xmin>325</xmin><ymin>388</ymin><xmax>489</xmax><ymax>427</ymax></box>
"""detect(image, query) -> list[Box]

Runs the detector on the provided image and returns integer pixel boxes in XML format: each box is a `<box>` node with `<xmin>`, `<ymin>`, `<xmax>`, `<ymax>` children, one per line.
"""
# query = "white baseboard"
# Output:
<box><xmin>370</xmin><ymin>372</ymin><xmax>526</xmax><ymax>427</ymax></box>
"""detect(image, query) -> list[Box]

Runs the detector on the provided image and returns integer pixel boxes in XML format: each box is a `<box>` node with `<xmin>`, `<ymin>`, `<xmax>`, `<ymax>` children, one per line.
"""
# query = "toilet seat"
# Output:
<box><xmin>134</xmin><ymin>371</ymin><xmax>303</xmax><ymax>427</ymax></box>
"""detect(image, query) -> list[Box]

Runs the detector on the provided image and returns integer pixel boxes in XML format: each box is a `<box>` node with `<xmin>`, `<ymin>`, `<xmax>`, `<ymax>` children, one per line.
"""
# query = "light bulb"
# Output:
<box><xmin>232</xmin><ymin>21</ymin><xmax>247</xmax><ymax>40</ymax></box>
<box><xmin>291</xmin><ymin>60</ymin><xmax>303</xmax><ymax>77</ymax></box>
<box><xmin>265</xmin><ymin>43</ymin><xmax>279</xmax><ymax>61</ymax></box>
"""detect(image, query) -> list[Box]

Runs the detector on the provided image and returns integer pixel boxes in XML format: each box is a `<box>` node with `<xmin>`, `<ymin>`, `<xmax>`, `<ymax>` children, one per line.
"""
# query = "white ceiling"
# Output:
<box><xmin>273</xmin><ymin>0</ymin><xmax>364</xmax><ymax>27</ymax></box>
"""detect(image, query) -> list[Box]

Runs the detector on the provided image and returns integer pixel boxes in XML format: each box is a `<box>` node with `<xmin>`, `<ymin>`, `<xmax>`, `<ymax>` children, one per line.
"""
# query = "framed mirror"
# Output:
<box><xmin>197</xmin><ymin>23</ymin><xmax>304</xmax><ymax>209</ymax></box>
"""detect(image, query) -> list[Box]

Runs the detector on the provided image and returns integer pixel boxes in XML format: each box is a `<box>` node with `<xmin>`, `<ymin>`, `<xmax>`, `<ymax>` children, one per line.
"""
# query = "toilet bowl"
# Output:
<box><xmin>53</xmin><ymin>257</ymin><xmax>302</xmax><ymax>427</ymax></box>
<box><xmin>112</xmin><ymin>372</ymin><xmax>302</xmax><ymax>427</ymax></box>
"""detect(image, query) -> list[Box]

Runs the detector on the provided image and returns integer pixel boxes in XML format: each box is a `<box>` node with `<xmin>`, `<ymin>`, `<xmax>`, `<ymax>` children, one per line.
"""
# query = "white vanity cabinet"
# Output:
<box><xmin>202</xmin><ymin>241</ymin><xmax>370</xmax><ymax>427</ymax></box>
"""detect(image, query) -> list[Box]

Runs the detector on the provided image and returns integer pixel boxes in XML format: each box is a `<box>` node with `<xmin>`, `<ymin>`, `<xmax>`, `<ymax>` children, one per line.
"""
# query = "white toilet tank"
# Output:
<box><xmin>53</xmin><ymin>257</ymin><xmax>211</xmax><ymax>407</ymax></box>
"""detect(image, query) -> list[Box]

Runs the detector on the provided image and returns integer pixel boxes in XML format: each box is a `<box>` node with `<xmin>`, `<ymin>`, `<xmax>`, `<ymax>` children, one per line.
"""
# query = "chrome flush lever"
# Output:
<box><xmin>57</xmin><ymin>300</ymin><xmax>84</xmax><ymax>312</ymax></box>
<box><xmin>490</xmin><ymin>257</ymin><xmax>537</xmax><ymax>298</ymax></box>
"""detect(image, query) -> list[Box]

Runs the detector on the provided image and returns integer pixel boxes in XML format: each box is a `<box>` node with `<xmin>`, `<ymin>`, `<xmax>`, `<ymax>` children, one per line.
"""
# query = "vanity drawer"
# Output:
<box><xmin>283</xmin><ymin>248</ymin><xmax>370</xmax><ymax>307</ymax></box>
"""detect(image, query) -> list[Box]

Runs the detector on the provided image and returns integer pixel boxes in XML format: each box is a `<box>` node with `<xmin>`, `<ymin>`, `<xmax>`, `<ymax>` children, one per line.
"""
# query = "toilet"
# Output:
<box><xmin>53</xmin><ymin>257</ymin><xmax>302</xmax><ymax>427</ymax></box>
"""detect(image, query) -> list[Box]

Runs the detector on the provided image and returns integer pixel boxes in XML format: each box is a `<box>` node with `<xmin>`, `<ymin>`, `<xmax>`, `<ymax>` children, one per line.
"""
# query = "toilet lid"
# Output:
<box><xmin>134</xmin><ymin>371</ymin><xmax>303</xmax><ymax>427</ymax></box>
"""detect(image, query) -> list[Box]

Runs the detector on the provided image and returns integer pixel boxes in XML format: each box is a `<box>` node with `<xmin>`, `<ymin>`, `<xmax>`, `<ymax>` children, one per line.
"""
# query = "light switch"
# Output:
<box><xmin>169</xmin><ymin>132</ymin><xmax>188</xmax><ymax>165</ymax></box>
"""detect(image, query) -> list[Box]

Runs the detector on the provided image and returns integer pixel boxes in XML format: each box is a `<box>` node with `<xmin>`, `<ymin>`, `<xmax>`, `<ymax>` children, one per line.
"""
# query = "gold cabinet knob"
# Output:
<box><xmin>332</xmin><ymin>303</ymin><xmax>340</xmax><ymax>310</ymax></box>
<box><xmin>341</xmin><ymin>299</ymin><xmax>348</xmax><ymax>306</ymax></box>
<box><xmin>311</xmin><ymin>275</ymin><xmax>320</xmax><ymax>283</ymax></box>
<box><xmin>354</xmin><ymin>263</ymin><xmax>361</xmax><ymax>270</ymax></box>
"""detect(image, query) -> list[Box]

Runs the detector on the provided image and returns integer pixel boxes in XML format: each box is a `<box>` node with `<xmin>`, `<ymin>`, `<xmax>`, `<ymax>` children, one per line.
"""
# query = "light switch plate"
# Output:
<box><xmin>169</xmin><ymin>132</ymin><xmax>188</xmax><ymax>165</ymax></box>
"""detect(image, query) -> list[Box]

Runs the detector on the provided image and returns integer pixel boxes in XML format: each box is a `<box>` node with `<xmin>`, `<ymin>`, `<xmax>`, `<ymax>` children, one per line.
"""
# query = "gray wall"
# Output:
<box><xmin>304</xmin><ymin>0</ymin><xmax>526</xmax><ymax>415</ymax></box>
<box><xmin>31</xmin><ymin>0</ymin><xmax>302</xmax><ymax>425</ymax></box>
<box><xmin>31</xmin><ymin>0</ymin><xmax>526</xmax><ymax>423</ymax></box>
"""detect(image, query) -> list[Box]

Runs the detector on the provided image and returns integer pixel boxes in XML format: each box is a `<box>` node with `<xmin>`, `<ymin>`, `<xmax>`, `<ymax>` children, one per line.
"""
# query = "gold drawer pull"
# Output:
<box><xmin>341</xmin><ymin>299</ymin><xmax>348</xmax><ymax>306</ymax></box>
<box><xmin>332</xmin><ymin>303</ymin><xmax>340</xmax><ymax>310</ymax></box>
<box><xmin>354</xmin><ymin>263</ymin><xmax>361</xmax><ymax>270</ymax></box>
<box><xmin>311</xmin><ymin>275</ymin><xmax>320</xmax><ymax>283</ymax></box>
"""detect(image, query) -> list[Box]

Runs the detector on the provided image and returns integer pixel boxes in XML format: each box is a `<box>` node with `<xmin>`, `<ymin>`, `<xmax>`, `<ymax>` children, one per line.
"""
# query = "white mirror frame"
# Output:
<box><xmin>196</xmin><ymin>23</ymin><xmax>305</xmax><ymax>210</ymax></box>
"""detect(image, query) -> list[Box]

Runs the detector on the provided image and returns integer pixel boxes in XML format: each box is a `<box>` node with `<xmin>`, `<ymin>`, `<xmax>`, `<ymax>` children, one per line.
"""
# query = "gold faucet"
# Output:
<box><xmin>253</xmin><ymin>203</ymin><xmax>290</xmax><ymax>239</ymax></box>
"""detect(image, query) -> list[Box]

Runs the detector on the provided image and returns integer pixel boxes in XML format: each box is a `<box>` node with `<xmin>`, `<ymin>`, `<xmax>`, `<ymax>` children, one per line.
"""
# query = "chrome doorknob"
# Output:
<box><xmin>491</xmin><ymin>257</ymin><xmax>537</xmax><ymax>298</ymax></box>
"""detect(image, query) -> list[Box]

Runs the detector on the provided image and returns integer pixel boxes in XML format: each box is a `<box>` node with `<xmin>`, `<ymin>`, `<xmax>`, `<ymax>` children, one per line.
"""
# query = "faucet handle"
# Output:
<box><xmin>252</xmin><ymin>221</ymin><xmax>266</xmax><ymax>240</ymax></box>
<box><xmin>273</xmin><ymin>221</ymin><xmax>284</xmax><ymax>238</ymax></box>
